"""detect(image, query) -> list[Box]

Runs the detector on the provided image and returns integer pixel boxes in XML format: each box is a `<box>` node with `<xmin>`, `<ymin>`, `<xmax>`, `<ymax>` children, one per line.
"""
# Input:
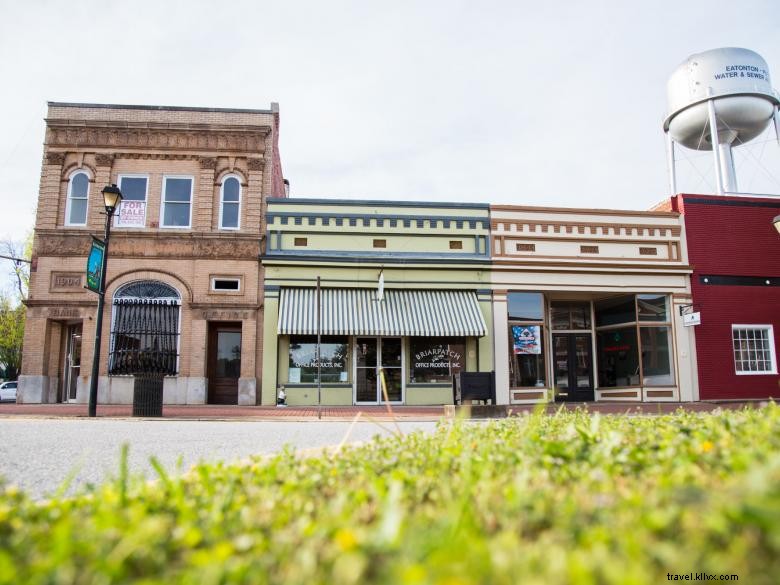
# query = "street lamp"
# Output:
<box><xmin>774</xmin><ymin>214</ymin><xmax>780</xmax><ymax>235</ymax></box>
<box><xmin>88</xmin><ymin>184</ymin><xmax>123</xmax><ymax>417</ymax></box>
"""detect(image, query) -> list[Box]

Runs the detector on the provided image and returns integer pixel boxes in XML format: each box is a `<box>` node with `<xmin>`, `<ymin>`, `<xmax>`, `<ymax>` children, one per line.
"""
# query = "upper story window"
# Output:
<box><xmin>219</xmin><ymin>176</ymin><xmax>241</xmax><ymax>230</ymax></box>
<box><xmin>115</xmin><ymin>175</ymin><xmax>149</xmax><ymax>228</ymax></box>
<box><xmin>161</xmin><ymin>176</ymin><xmax>193</xmax><ymax>228</ymax></box>
<box><xmin>65</xmin><ymin>171</ymin><xmax>90</xmax><ymax>226</ymax></box>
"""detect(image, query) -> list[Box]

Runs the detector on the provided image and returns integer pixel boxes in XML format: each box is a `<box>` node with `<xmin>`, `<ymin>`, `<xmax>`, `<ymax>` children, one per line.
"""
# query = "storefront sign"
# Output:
<box><xmin>683</xmin><ymin>312</ymin><xmax>701</xmax><ymax>327</ymax></box>
<box><xmin>512</xmin><ymin>325</ymin><xmax>541</xmax><ymax>355</ymax></box>
<box><xmin>414</xmin><ymin>347</ymin><xmax>462</xmax><ymax>369</ymax></box>
<box><xmin>86</xmin><ymin>238</ymin><xmax>105</xmax><ymax>293</ymax></box>
<box><xmin>116</xmin><ymin>200</ymin><xmax>146</xmax><ymax>227</ymax></box>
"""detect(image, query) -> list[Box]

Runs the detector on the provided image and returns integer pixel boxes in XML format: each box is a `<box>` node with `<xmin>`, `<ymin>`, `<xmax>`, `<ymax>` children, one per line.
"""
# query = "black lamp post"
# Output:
<box><xmin>88</xmin><ymin>184</ymin><xmax>123</xmax><ymax>417</ymax></box>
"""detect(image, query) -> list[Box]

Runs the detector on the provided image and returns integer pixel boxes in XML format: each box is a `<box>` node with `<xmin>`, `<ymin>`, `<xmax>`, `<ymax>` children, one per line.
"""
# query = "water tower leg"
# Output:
<box><xmin>717</xmin><ymin>143</ymin><xmax>738</xmax><ymax>193</ymax></box>
<box><xmin>665</xmin><ymin>132</ymin><xmax>677</xmax><ymax>196</ymax></box>
<box><xmin>774</xmin><ymin>105</ymin><xmax>780</xmax><ymax>146</ymax></box>
<box><xmin>707</xmin><ymin>99</ymin><xmax>725</xmax><ymax>195</ymax></box>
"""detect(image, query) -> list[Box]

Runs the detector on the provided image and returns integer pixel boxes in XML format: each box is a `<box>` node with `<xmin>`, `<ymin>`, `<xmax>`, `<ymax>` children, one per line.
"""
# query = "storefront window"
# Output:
<box><xmin>508</xmin><ymin>293</ymin><xmax>544</xmax><ymax>321</ymax></box>
<box><xmin>409</xmin><ymin>337</ymin><xmax>465</xmax><ymax>383</ymax></box>
<box><xmin>640</xmin><ymin>327</ymin><xmax>675</xmax><ymax>386</ymax></box>
<box><xmin>288</xmin><ymin>336</ymin><xmax>348</xmax><ymax>383</ymax></box>
<box><xmin>508</xmin><ymin>324</ymin><xmax>546</xmax><ymax>387</ymax></box>
<box><xmin>596</xmin><ymin>327</ymin><xmax>639</xmax><ymax>387</ymax></box>
<box><xmin>551</xmin><ymin>301</ymin><xmax>591</xmax><ymax>330</ymax></box>
<box><xmin>594</xmin><ymin>296</ymin><xmax>636</xmax><ymax>327</ymax></box>
<box><xmin>638</xmin><ymin>294</ymin><xmax>669</xmax><ymax>322</ymax></box>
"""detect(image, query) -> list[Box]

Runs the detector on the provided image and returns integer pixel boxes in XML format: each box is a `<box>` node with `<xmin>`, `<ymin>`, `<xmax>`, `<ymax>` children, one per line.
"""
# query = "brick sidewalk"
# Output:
<box><xmin>0</xmin><ymin>401</ymin><xmax>765</xmax><ymax>420</ymax></box>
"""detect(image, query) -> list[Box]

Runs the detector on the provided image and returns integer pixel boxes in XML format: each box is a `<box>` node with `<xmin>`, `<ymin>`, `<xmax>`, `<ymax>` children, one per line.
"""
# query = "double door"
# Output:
<box><xmin>355</xmin><ymin>337</ymin><xmax>403</xmax><ymax>404</ymax></box>
<box><xmin>553</xmin><ymin>333</ymin><xmax>594</xmax><ymax>402</ymax></box>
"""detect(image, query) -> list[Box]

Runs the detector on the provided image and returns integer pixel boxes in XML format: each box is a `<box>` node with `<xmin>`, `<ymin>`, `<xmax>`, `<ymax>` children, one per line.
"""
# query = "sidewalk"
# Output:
<box><xmin>0</xmin><ymin>401</ymin><xmax>765</xmax><ymax>420</ymax></box>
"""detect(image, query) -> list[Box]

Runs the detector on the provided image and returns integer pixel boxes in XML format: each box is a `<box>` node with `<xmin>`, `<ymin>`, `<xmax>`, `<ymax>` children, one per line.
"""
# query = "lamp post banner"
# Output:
<box><xmin>86</xmin><ymin>238</ymin><xmax>106</xmax><ymax>293</ymax></box>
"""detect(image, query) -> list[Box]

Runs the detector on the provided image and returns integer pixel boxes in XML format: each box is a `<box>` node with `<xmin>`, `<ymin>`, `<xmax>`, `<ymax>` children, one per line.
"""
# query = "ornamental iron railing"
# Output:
<box><xmin>109</xmin><ymin>281</ymin><xmax>180</xmax><ymax>375</ymax></box>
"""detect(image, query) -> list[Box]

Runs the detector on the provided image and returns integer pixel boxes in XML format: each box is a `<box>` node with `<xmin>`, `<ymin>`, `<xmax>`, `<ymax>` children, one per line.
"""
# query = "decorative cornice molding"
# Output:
<box><xmin>46</xmin><ymin>152</ymin><xmax>66</xmax><ymax>166</ymax></box>
<box><xmin>247</xmin><ymin>158</ymin><xmax>264</xmax><ymax>171</ymax></box>
<box><xmin>46</xmin><ymin>124</ymin><xmax>269</xmax><ymax>154</ymax></box>
<box><xmin>199</xmin><ymin>157</ymin><xmax>218</xmax><ymax>169</ymax></box>
<box><xmin>94</xmin><ymin>153</ymin><xmax>114</xmax><ymax>167</ymax></box>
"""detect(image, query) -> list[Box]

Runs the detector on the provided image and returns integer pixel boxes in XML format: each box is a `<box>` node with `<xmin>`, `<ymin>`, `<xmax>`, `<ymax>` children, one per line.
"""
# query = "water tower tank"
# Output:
<box><xmin>663</xmin><ymin>47</ymin><xmax>780</xmax><ymax>194</ymax></box>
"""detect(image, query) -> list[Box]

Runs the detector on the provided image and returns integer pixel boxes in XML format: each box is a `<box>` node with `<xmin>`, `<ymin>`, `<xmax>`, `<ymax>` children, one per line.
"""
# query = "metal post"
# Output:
<box><xmin>316</xmin><ymin>276</ymin><xmax>322</xmax><ymax>420</ymax></box>
<box><xmin>774</xmin><ymin>105</ymin><xmax>779</xmax><ymax>146</ymax></box>
<box><xmin>88</xmin><ymin>209</ymin><xmax>114</xmax><ymax>417</ymax></box>
<box><xmin>717</xmin><ymin>142</ymin><xmax>738</xmax><ymax>193</ymax></box>
<box><xmin>665</xmin><ymin>132</ymin><xmax>677</xmax><ymax>196</ymax></box>
<box><xmin>707</xmin><ymin>99</ymin><xmax>725</xmax><ymax>195</ymax></box>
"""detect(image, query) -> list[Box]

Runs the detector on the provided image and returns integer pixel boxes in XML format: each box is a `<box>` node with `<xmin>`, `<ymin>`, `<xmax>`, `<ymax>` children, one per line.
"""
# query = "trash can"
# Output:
<box><xmin>132</xmin><ymin>373</ymin><xmax>164</xmax><ymax>417</ymax></box>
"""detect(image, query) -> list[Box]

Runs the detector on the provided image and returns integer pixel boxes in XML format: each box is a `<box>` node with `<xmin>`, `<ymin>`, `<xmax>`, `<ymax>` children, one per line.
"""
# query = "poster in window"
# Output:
<box><xmin>117</xmin><ymin>201</ymin><xmax>146</xmax><ymax>227</ymax></box>
<box><xmin>512</xmin><ymin>325</ymin><xmax>541</xmax><ymax>355</ymax></box>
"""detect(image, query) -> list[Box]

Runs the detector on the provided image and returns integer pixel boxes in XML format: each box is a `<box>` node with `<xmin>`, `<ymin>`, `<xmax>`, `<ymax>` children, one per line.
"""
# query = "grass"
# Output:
<box><xmin>0</xmin><ymin>405</ymin><xmax>779</xmax><ymax>584</ymax></box>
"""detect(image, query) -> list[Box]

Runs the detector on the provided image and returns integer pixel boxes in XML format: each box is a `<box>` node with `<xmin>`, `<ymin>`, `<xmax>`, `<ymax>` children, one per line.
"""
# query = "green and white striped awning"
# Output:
<box><xmin>277</xmin><ymin>288</ymin><xmax>487</xmax><ymax>337</ymax></box>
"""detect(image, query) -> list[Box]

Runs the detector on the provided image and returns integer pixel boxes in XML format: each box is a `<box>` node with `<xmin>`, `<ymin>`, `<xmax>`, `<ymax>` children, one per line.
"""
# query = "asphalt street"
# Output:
<box><xmin>0</xmin><ymin>419</ymin><xmax>438</xmax><ymax>498</ymax></box>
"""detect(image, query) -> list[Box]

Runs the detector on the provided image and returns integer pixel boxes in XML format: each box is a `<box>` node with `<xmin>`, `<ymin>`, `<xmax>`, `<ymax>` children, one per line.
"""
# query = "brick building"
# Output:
<box><xmin>665</xmin><ymin>194</ymin><xmax>780</xmax><ymax>399</ymax></box>
<box><xmin>18</xmin><ymin>102</ymin><xmax>285</xmax><ymax>405</ymax></box>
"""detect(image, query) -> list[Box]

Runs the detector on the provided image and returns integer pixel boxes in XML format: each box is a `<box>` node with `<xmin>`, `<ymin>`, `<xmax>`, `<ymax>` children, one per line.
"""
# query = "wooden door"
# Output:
<box><xmin>207</xmin><ymin>322</ymin><xmax>242</xmax><ymax>405</ymax></box>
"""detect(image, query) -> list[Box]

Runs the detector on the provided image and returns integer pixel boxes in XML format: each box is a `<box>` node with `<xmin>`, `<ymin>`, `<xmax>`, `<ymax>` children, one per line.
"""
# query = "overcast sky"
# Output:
<box><xmin>0</xmin><ymin>0</ymin><xmax>778</xmax><ymax>243</ymax></box>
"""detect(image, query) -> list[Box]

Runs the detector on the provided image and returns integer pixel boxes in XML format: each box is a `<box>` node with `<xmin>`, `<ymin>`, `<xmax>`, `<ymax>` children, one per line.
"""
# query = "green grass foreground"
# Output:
<box><xmin>1</xmin><ymin>407</ymin><xmax>779</xmax><ymax>584</ymax></box>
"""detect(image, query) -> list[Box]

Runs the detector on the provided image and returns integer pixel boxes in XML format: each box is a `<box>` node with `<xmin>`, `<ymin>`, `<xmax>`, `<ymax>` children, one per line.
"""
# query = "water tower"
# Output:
<box><xmin>663</xmin><ymin>47</ymin><xmax>780</xmax><ymax>195</ymax></box>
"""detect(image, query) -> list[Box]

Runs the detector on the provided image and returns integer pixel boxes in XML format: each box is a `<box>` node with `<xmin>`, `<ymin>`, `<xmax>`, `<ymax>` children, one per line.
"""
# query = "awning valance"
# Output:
<box><xmin>277</xmin><ymin>288</ymin><xmax>487</xmax><ymax>337</ymax></box>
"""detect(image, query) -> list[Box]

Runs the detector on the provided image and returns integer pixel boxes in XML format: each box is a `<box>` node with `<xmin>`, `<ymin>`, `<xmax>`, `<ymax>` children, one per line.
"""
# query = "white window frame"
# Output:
<box><xmin>160</xmin><ymin>175</ymin><xmax>194</xmax><ymax>229</ymax></box>
<box><xmin>64</xmin><ymin>170</ymin><xmax>90</xmax><ymax>227</ymax></box>
<box><xmin>211</xmin><ymin>277</ymin><xmax>241</xmax><ymax>292</ymax></box>
<box><xmin>732</xmin><ymin>324</ymin><xmax>777</xmax><ymax>375</ymax></box>
<box><xmin>115</xmin><ymin>174</ymin><xmax>149</xmax><ymax>228</ymax></box>
<box><xmin>219</xmin><ymin>175</ymin><xmax>242</xmax><ymax>230</ymax></box>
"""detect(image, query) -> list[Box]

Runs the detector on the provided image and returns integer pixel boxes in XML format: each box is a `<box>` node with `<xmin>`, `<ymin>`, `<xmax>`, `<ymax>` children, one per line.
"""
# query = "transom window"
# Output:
<box><xmin>219</xmin><ymin>176</ymin><xmax>241</xmax><ymax>229</ymax></box>
<box><xmin>732</xmin><ymin>325</ymin><xmax>777</xmax><ymax>375</ymax></box>
<box><xmin>161</xmin><ymin>176</ymin><xmax>193</xmax><ymax>228</ymax></box>
<box><xmin>65</xmin><ymin>171</ymin><xmax>90</xmax><ymax>226</ymax></box>
<box><xmin>109</xmin><ymin>281</ymin><xmax>181</xmax><ymax>375</ymax></box>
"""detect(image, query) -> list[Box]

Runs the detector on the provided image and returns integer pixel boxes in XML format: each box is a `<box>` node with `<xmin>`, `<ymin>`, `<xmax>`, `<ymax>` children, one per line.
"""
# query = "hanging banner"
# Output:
<box><xmin>86</xmin><ymin>238</ymin><xmax>105</xmax><ymax>293</ymax></box>
<box><xmin>512</xmin><ymin>325</ymin><xmax>541</xmax><ymax>355</ymax></box>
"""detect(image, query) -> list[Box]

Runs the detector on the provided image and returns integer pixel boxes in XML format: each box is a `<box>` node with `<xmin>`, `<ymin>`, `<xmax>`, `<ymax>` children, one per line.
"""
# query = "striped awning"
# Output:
<box><xmin>277</xmin><ymin>288</ymin><xmax>487</xmax><ymax>337</ymax></box>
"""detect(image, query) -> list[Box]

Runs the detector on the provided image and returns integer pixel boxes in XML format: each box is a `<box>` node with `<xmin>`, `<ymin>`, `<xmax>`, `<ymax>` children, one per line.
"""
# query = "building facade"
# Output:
<box><xmin>260</xmin><ymin>199</ymin><xmax>493</xmax><ymax>406</ymax></box>
<box><xmin>664</xmin><ymin>194</ymin><xmax>780</xmax><ymax>400</ymax></box>
<box><xmin>490</xmin><ymin>205</ymin><xmax>699</xmax><ymax>404</ymax></box>
<box><xmin>19</xmin><ymin>102</ymin><xmax>285</xmax><ymax>405</ymax></box>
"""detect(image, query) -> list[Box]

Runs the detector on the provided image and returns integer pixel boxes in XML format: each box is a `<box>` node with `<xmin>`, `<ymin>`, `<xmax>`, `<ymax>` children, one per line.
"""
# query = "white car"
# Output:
<box><xmin>0</xmin><ymin>381</ymin><xmax>17</xmax><ymax>402</ymax></box>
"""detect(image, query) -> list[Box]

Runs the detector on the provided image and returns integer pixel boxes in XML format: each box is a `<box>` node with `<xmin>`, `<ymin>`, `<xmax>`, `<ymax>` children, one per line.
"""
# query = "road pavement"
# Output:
<box><xmin>0</xmin><ymin>418</ymin><xmax>437</xmax><ymax>498</ymax></box>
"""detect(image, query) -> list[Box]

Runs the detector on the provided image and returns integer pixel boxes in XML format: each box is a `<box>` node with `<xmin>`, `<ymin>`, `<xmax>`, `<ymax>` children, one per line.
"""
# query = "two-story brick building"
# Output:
<box><xmin>18</xmin><ymin>102</ymin><xmax>285</xmax><ymax>405</ymax></box>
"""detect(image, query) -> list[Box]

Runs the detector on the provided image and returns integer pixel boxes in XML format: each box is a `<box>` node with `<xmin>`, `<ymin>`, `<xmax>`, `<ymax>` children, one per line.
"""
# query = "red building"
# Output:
<box><xmin>668</xmin><ymin>194</ymin><xmax>780</xmax><ymax>400</ymax></box>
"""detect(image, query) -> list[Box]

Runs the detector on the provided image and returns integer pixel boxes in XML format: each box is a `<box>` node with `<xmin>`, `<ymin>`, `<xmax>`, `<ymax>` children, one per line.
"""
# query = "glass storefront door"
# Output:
<box><xmin>553</xmin><ymin>333</ymin><xmax>594</xmax><ymax>402</ymax></box>
<box><xmin>354</xmin><ymin>337</ymin><xmax>404</xmax><ymax>404</ymax></box>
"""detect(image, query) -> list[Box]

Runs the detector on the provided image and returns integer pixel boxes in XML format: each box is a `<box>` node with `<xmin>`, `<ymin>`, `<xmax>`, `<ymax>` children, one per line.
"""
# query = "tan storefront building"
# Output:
<box><xmin>19</xmin><ymin>102</ymin><xmax>285</xmax><ymax>405</ymax></box>
<box><xmin>489</xmin><ymin>205</ymin><xmax>699</xmax><ymax>404</ymax></box>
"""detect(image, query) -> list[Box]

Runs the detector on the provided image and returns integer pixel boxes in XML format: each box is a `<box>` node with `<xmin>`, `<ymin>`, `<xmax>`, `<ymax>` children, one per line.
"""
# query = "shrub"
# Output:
<box><xmin>1</xmin><ymin>406</ymin><xmax>778</xmax><ymax>584</ymax></box>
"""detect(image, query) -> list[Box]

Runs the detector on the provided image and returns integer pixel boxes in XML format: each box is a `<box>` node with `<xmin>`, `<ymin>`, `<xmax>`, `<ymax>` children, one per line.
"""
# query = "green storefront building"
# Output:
<box><xmin>260</xmin><ymin>199</ymin><xmax>493</xmax><ymax>406</ymax></box>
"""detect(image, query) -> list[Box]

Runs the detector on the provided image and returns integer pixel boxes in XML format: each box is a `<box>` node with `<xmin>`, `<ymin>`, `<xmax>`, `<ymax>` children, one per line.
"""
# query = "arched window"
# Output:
<box><xmin>109</xmin><ymin>281</ymin><xmax>181</xmax><ymax>375</ymax></box>
<box><xmin>219</xmin><ymin>176</ymin><xmax>241</xmax><ymax>229</ymax></box>
<box><xmin>65</xmin><ymin>171</ymin><xmax>90</xmax><ymax>226</ymax></box>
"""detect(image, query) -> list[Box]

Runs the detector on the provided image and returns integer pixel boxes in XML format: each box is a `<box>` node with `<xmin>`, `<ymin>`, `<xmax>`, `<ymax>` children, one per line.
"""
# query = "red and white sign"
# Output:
<box><xmin>117</xmin><ymin>201</ymin><xmax>146</xmax><ymax>227</ymax></box>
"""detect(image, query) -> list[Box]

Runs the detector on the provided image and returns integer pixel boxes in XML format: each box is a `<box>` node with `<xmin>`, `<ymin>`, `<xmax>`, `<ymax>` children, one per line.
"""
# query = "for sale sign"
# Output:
<box><xmin>116</xmin><ymin>200</ymin><xmax>146</xmax><ymax>227</ymax></box>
